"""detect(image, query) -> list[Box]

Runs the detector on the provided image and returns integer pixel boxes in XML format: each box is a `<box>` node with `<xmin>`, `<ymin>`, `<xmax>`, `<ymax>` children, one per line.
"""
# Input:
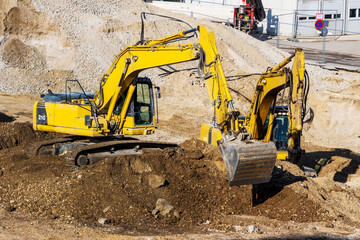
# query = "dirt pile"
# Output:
<box><xmin>2</xmin><ymin>37</ymin><xmax>46</xmax><ymax>69</ymax></box>
<box><xmin>1</xmin><ymin>123</ymin><xmax>360</xmax><ymax>234</ymax></box>
<box><xmin>0</xmin><ymin>121</ymin><xmax>51</xmax><ymax>150</ymax></box>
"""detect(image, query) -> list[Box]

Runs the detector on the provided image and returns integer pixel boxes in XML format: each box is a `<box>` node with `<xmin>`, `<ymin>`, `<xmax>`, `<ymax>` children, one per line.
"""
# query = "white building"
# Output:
<box><xmin>156</xmin><ymin>0</ymin><xmax>360</xmax><ymax>36</ymax></box>
<box><xmin>260</xmin><ymin>0</ymin><xmax>360</xmax><ymax>36</ymax></box>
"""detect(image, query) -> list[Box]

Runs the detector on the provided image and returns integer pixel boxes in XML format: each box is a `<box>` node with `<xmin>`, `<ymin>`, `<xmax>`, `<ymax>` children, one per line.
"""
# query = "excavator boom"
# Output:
<box><xmin>33</xmin><ymin>25</ymin><xmax>278</xmax><ymax>186</ymax></box>
<box><xmin>243</xmin><ymin>49</ymin><xmax>308</xmax><ymax>164</ymax></box>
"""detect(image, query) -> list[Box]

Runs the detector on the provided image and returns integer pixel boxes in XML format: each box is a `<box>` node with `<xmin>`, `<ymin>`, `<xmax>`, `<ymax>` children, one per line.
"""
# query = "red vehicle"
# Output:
<box><xmin>233</xmin><ymin>0</ymin><xmax>265</xmax><ymax>33</ymax></box>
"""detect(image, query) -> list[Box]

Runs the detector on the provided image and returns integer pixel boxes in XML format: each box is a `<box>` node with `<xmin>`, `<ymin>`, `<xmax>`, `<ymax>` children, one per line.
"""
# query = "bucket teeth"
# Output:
<box><xmin>219</xmin><ymin>140</ymin><xmax>277</xmax><ymax>186</ymax></box>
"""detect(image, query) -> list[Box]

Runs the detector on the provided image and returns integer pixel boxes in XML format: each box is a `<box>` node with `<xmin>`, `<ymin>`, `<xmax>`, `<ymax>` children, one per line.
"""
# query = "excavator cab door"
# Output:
<box><xmin>133</xmin><ymin>82</ymin><xmax>154</xmax><ymax>126</ymax></box>
<box><xmin>121</xmin><ymin>77</ymin><xmax>156</xmax><ymax>135</ymax></box>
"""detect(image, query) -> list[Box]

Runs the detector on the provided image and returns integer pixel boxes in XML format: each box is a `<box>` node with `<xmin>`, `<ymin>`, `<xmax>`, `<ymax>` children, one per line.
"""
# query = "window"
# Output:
<box><xmin>134</xmin><ymin>83</ymin><xmax>153</xmax><ymax>125</ymax></box>
<box><xmin>350</xmin><ymin>9</ymin><xmax>357</xmax><ymax>18</ymax></box>
<box><xmin>299</xmin><ymin>16</ymin><xmax>307</xmax><ymax>20</ymax></box>
<box><xmin>325</xmin><ymin>14</ymin><xmax>332</xmax><ymax>19</ymax></box>
<box><xmin>334</xmin><ymin>14</ymin><xmax>341</xmax><ymax>19</ymax></box>
<box><xmin>309</xmin><ymin>16</ymin><xmax>316</xmax><ymax>20</ymax></box>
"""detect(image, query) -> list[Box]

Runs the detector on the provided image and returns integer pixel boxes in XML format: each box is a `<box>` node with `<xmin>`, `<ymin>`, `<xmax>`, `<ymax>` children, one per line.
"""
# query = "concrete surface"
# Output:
<box><xmin>259</xmin><ymin>35</ymin><xmax>360</xmax><ymax>71</ymax></box>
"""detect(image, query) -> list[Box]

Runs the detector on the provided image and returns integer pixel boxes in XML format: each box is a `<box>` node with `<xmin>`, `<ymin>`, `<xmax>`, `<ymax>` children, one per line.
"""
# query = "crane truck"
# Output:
<box><xmin>232</xmin><ymin>0</ymin><xmax>266</xmax><ymax>33</ymax></box>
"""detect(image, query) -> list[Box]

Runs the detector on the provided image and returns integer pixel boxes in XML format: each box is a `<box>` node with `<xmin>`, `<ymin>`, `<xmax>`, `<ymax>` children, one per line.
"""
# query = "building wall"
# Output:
<box><xmin>156</xmin><ymin>0</ymin><xmax>360</xmax><ymax>36</ymax></box>
<box><xmin>259</xmin><ymin>0</ymin><xmax>298</xmax><ymax>36</ymax></box>
<box><xmin>348</xmin><ymin>0</ymin><xmax>360</xmax><ymax>34</ymax></box>
<box><xmin>260</xmin><ymin>0</ymin><xmax>360</xmax><ymax>36</ymax></box>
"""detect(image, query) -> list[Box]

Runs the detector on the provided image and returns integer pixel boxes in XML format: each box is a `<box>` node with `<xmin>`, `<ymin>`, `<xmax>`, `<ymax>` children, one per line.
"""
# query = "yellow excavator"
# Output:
<box><xmin>31</xmin><ymin>25</ymin><xmax>306</xmax><ymax>186</ymax></box>
<box><xmin>240</xmin><ymin>49</ymin><xmax>309</xmax><ymax>164</ymax></box>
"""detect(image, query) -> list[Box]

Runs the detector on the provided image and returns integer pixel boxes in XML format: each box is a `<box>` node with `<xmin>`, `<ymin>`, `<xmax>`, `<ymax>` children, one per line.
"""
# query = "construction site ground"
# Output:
<box><xmin>0</xmin><ymin>95</ymin><xmax>360</xmax><ymax>239</ymax></box>
<box><xmin>1</xmin><ymin>0</ymin><xmax>360</xmax><ymax>239</ymax></box>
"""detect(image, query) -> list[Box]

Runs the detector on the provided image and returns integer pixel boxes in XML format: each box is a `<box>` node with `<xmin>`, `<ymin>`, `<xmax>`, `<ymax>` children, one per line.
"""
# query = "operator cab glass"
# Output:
<box><xmin>262</xmin><ymin>106</ymin><xmax>289</xmax><ymax>151</ymax></box>
<box><xmin>272</xmin><ymin>115</ymin><xmax>288</xmax><ymax>151</ymax></box>
<box><xmin>113</xmin><ymin>77</ymin><xmax>155</xmax><ymax>126</ymax></box>
<box><xmin>134</xmin><ymin>82</ymin><xmax>153</xmax><ymax>125</ymax></box>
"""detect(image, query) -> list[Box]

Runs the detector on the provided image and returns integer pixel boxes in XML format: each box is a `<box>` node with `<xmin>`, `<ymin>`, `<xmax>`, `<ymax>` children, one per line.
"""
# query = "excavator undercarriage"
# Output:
<box><xmin>29</xmin><ymin>136</ymin><xmax>181</xmax><ymax>166</ymax></box>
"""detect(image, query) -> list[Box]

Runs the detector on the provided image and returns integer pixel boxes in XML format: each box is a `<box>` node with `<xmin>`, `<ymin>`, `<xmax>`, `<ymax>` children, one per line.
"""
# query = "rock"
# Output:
<box><xmin>248</xmin><ymin>225</ymin><xmax>260</xmax><ymax>233</ymax></box>
<box><xmin>0</xmin><ymin>208</ymin><xmax>6</xmax><ymax>216</ymax></box>
<box><xmin>233</xmin><ymin>225</ymin><xmax>241</xmax><ymax>231</ymax></box>
<box><xmin>5</xmin><ymin>204</ymin><xmax>15</xmax><ymax>212</ymax></box>
<box><xmin>51</xmin><ymin>207</ymin><xmax>61</xmax><ymax>218</ymax></box>
<box><xmin>325</xmin><ymin>223</ymin><xmax>335</xmax><ymax>228</ymax></box>
<box><xmin>103</xmin><ymin>206</ymin><xmax>110</xmax><ymax>213</ymax></box>
<box><xmin>152</xmin><ymin>199</ymin><xmax>174</xmax><ymax>217</ymax></box>
<box><xmin>173</xmin><ymin>210</ymin><xmax>180</xmax><ymax>219</ymax></box>
<box><xmin>130</xmin><ymin>159</ymin><xmax>152</xmax><ymax>173</ymax></box>
<box><xmin>98</xmin><ymin>218</ymin><xmax>109</xmax><ymax>224</ymax></box>
<box><xmin>148</xmin><ymin>174</ymin><xmax>166</xmax><ymax>189</ymax></box>
<box><xmin>185</xmin><ymin>150</ymin><xmax>204</xmax><ymax>160</ymax></box>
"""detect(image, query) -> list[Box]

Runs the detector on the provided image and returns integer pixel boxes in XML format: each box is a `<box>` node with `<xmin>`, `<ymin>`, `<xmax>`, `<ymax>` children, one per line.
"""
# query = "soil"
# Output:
<box><xmin>0</xmin><ymin>120</ymin><xmax>359</xmax><ymax>239</ymax></box>
<box><xmin>1</xmin><ymin>0</ymin><xmax>360</xmax><ymax>238</ymax></box>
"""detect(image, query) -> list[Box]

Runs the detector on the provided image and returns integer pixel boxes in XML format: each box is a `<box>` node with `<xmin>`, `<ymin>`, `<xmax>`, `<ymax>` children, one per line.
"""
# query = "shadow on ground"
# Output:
<box><xmin>303</xmin><ymin>148</ymin><xmax>360</xmax><ymax>183</ymax></box>
<box><xmin>252</xmin><ymin>166</ymin><xmax>306</xmax><ymax>206</ymax></box>
<box><xmin>0</xmin><ymin>112</ymin><xmax>16</xmax><ymax>122</ymax></box>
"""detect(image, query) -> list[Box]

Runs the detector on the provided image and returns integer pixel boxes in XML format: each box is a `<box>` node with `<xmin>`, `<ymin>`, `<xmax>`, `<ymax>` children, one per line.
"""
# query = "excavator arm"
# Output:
<box><xmin>34</xmin><ymin>29</ymin><xmax>201</xmax><ymax>137</ymax></box>
<box><xmin>244</xmin><ymin>49</ymin><xmax>308</xmax><ymax>163</ymax></box>
<box><xmin>33</xmin><ymin>25</ymin><xmax>277</xmax><ymax>186</ymax></box>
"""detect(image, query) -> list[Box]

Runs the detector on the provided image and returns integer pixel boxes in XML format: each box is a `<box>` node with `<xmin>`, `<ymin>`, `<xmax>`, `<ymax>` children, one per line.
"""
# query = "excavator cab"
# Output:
<box><xmin>121</xmin><ymin>77</ymin><xmax>156</xmax><ymax>135</ymax></box>
<box><xmin>262</xmin><ymin>106</ymin><xmax>290</xmax><ymax>160</ymax></box>
<box><xmin>35</xmin><ymin>77</ymin><xmax>157</xmax><ymax>136</ymax></box>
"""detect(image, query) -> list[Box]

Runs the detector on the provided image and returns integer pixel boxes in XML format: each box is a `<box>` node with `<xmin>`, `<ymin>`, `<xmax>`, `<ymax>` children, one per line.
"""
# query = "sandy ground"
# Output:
<box><xmin>0</xmin><ymin>94</ymin><xmax>360</xmax><ymax>239</ymax></box>
<box><xmin>1</xmin><ymin>0</ymin><xmax>360</xmax><ymax>239</ymax></box>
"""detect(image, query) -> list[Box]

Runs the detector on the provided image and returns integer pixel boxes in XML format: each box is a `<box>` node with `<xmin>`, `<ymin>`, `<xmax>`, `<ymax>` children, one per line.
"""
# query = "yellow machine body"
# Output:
<box><xmin>242</xmin><ymin>49</ymin><xmax>308</xmax><ymax>163</ymax></box>
<box><xmin>32</xmin><ymin>25</ymin><xmax>291</xmax><ymax>185</ymax></box>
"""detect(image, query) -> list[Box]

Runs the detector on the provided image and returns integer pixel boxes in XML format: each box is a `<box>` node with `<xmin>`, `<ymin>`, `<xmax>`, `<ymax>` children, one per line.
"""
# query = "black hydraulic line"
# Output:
<box><xmin>138</xmin><ymin>12</ymin><xmax>197</xmax><ymax>45</ymax></box>
<box><xmin>65</xmin><ymin>79</ymin><xmax>100</xmax><ymax>129</ymax></box>
<box><xmin>140</xmin><ymin>12</ymin><xmax>146</xmax><ymax>44</ymax></box>
<box><xmin>96</xmin><ymin>80</ymin><xmax>104</xmax><ymax>109</ymax></box>
<box><xmin>118</xmin><ymin>59</ymin><xmax>131</xmax><ymax>87</ymax></box>
<box><xmin>302</xmin><ymin>70</ymin><xmax>310</xmax><ymax>121</ymax></box>
<box><xmin>225</xmin><ymin>73</ymin><xmax>262</xmax><ymax>81</ymax></box>
<box><xmin>228</xmin><ymin>87</ymin><xmax>252</xmax><ymax>103</ymax></box>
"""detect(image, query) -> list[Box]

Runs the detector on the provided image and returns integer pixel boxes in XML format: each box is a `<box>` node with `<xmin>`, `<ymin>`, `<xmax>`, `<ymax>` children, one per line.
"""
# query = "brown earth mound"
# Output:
<box><xmin>0</xmin><ymin>123</ymin><xmax>337</xmax><ymax>234</ymax></box>
<box><xmin>0</xmin><ymin>121</ymin><xmax>51</xmax><ymax>150</ymax></box>
<box><xmin>2</xmin><ymin>0</ymin><xmax>54</xmax><ymax>36</ymax></box>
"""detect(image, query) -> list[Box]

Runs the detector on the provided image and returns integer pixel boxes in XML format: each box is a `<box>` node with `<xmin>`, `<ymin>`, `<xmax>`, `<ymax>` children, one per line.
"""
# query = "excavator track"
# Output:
<box><xmin>28</xmin><ymin>136</ymin><xmax>87</xmax><ymax>156</ymax></box>
<box><xmin>28</xmin><ymin>137</ymin><xmax>181</xmax><ymax>166</ymax></box>
<box><xmin>63</xmin><ymin>140</ymin><xmax>181</xmax><ymax>166</ymax></box>
<box><xmin>219</xmin><ymin>140</ymin><xmax>277</xmax><ymax>185</ymax></box>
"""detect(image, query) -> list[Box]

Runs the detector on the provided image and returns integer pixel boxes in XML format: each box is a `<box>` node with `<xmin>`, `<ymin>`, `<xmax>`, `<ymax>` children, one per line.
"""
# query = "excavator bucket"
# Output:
<box><xmin>218</xmin><ymin>140</ymin><xmax>277</xmax><ymax>186</ymax></box>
